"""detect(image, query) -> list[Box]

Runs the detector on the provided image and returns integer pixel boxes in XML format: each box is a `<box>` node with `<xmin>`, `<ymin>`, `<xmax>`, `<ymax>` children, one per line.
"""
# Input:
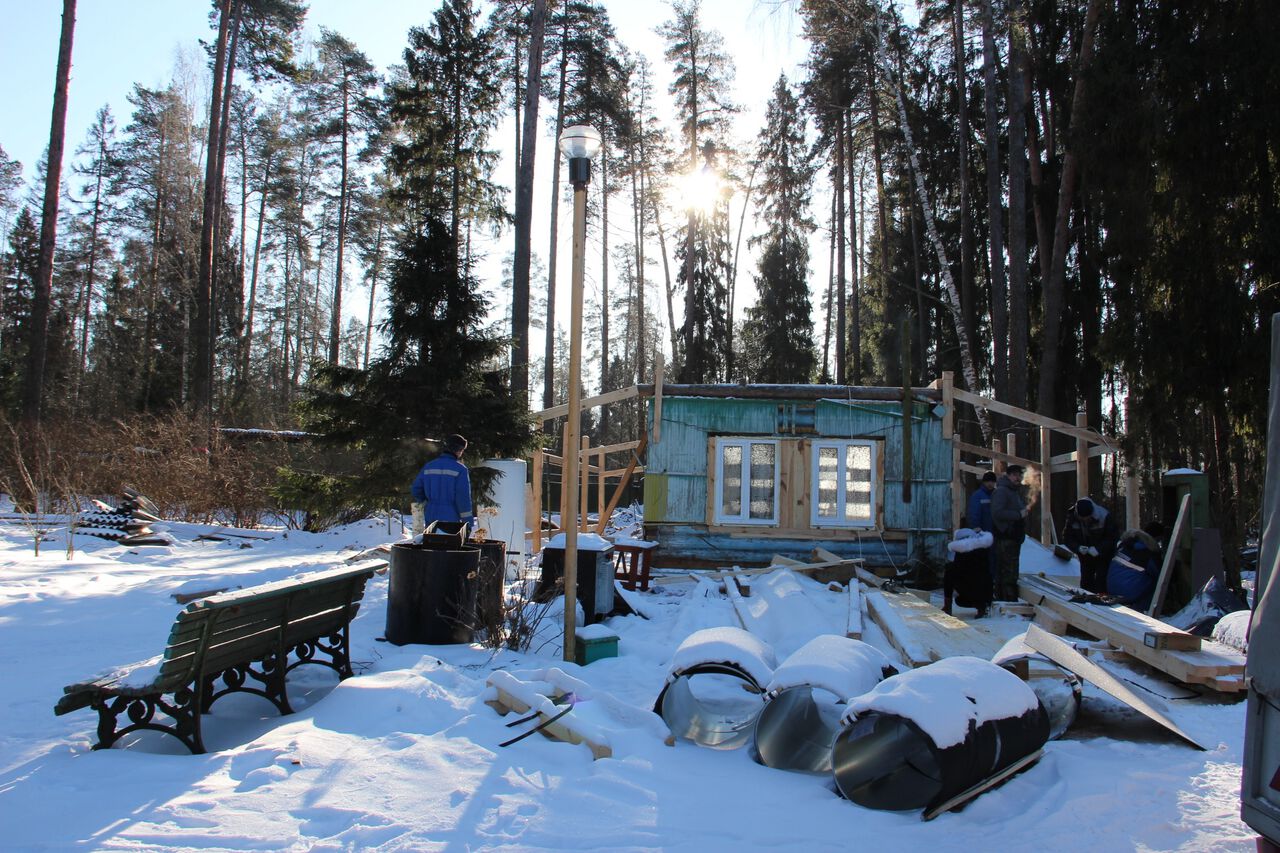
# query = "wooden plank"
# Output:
<box><xmin>487</xmin><ymin>684</ymin><xmax>612</xmax><ymax>760</ymax></box>
<box><xmin>535</xmin><ymin>385</ymin><xmax>640</xmax><ymax>422</ymax></box>
<box><xmin>532</xmin><ymin>448</ymin><xmax>544</xmax><ymax>552</ymax></box>
<box><xmin>1023</xmin><ymin>624</ymin><xmax>1208</xmax><ymax>750</ymax></box>
<box><xmin>1018</xmin><ymin>575</ymin><xmax>1244</xmax><ymax>689</ymax></box>
<box><xmin>1148</xmin><ymin>493</ymin><xmax>1191</xmax><ymax>617</ymax></box>
<box><xmin>864</xmin><ymin>589</ymin><xmax>1004</xmax><ymax>668</ymax></box>
<box><xmin>581</xmin><ymin>440</ymin><xmax>640</xmax><ymax>458</ymax></box>
<box><xmin>1075</xmin><ymin>411</ymin><xmax>1090</xmax><ymax>498</ymax></box>
<box><xmin>952</xmin><ymin>387</ymin><xmax>1115</xmax><ymax>447</ymax></box>
<box><xmin>954</xmin><ymin>439</ymin><xmax>1041</xmax><ymax>471</ymax></box>
<box><xmin>960</xmin><ymin>462</ymin><xmax>990</xmax><ymax>477</ymax></box>
<box><xmin>579</xmin><ymin>437</ymin><xmax>590</xmax><ymax>532</ymax></box>
<box><xmin>922</xmin><ymin>749</ymin><xmax>1045</xmax><ymax>821</ymax></box>
<box><xmin>846</xmin><ymin>580</ymin><xmax>863</xmax><ymax>640</ymax></box>
<box><xmin>941</xmin><ymin>371</ymin><xmax>954</xmax><ymax>440</ymax></box>
<box><xmin>1143</xmin><ymin>630</ymin><xmax>1202</xmax><ymax>652</ymax></box>
<box><xmin>1048</xmin><ymin>443</ymin><xmax>1116</xmax><ymax>467</ymax></box>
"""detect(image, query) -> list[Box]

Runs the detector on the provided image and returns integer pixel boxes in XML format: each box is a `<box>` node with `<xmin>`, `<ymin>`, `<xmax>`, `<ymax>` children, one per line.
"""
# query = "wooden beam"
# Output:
<box><xmin>580</xmin><ymin>439</ymin><xmax>640</xmax><ymax>458</ymax></box>
<box><xmin>560</xmin><ymin>422</ymin><xmax>570</xmax><ymax>530</ymax></box>
<box><xmin>901</xmin><ymin>319</ymin><xmax>913</xmax><ymax>503</ymax></box>
<box><xmin>959</xmin><ymin>462</ymin><xmax>990</xmax><ymax>477</ymax></box>
<box><xmin>1048</xmin><ymin>443</ymin><xmax>1115</xmax><ymax>466</ymax></box>
<box><xmin>634</xmin><ymin>383</ymin><xmax>943</xmax><ymax>402</ymax></box>
<box><xmin>535</xmin><ymin>385</ymin><xmax>641</xmax><ymax>422</ymax></box>
<box><xmin>532</xmin><ymin>448</ymin><xmax>544</xmax><ymax>553</ymax></box>
<box><xmin>992</xmin><ymin>438</ymin><xmax>1005</xmax><ymax>475</ymax></box>
<box><xmin>594</xmin><ymin>433</ymin><xmax>648</xmax><ymax>535</ymax></box>
<box><xmin>604</xmin><ymin>466</ymin><xmax>645</xmax><ymax>478</ymax></box>
<box><xmin>596</xmin><ymin>449</ymin><xmax>605</xmax><ymax>528</ymax></box>
<box><xmin>941</xmin><ymin>371</ymin><xmax>955</xmax><ymax>440</ymax></box>
<box><xmin>954</xmin><ymin>439</ymin><xmax>1041</xmax><ymax>470</ymax></box>
<box><xmin>952</xmin><ymin>387</ymin><xmax>1115</xmax><ymax>446</ymax></box>
<box><xmin>579</xmin><ymin>437</ymin><xmax>590</xmax><ymax>532</ymax></box>
<box><xmin>1148</xmin><ymin>493</ymin><xmax>1191</xmax><ymax>617</ymax></box>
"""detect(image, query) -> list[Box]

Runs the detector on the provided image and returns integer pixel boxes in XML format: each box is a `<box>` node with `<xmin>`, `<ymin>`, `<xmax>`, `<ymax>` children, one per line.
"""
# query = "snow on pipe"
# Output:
<box><xmin>992</xmin><ymin>633</ymin><xmax>1083</xmax><ymax>740</ymax></box>
<box><xmin>654</xmin><ymin>627</ymin><xmax>777</xmax><ymax>750</ymax></box>
<box><xmin>830</xmin><ymin>657</ymin><xmax>1049</xmax><ymax>813</ymax></box>
<box><xmin>753</xmin><ymin>636</ymin><xmax>899</xmax><ymax>774</ymax></box>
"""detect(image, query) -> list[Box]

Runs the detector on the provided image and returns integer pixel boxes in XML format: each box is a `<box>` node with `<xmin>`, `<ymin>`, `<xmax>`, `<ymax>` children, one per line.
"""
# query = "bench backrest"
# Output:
<box><xmin>153</xmin><ymin>562</ymin><xmax>379</xmax><ymax>691</ymax></box>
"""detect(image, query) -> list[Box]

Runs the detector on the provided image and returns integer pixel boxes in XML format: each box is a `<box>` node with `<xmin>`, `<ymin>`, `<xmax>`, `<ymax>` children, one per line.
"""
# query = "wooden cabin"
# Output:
<box><xmin>641</xmin><ymin>384</ymin><xmax>952</xmax><ymax>569</ymax></box>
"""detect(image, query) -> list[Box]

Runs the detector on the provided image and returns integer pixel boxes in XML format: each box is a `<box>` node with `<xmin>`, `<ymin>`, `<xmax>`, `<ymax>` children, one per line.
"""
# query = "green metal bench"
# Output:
<box><xmin>54</xmin><ymin>561</ymin><xmax>381</xmax><ymax>754</ymax></box>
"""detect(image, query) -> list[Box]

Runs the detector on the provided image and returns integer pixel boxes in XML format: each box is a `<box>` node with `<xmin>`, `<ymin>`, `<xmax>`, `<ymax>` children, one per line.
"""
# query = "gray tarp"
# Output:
<box><xmin>1248</xmin><ymin>313</ymin><xmax>1280</xmax><ymax>698</ymax></box>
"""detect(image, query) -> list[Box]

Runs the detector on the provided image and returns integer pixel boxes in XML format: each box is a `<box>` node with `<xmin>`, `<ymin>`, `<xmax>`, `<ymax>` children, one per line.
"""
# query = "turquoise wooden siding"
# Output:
<box><xmin>643</xmin><ymin>395</ymin><xmax>952</xmax><ymax>561</ymax></box>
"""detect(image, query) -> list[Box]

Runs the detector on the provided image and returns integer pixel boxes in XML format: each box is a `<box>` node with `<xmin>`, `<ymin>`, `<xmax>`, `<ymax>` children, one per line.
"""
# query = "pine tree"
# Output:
<box><xmin>740</xmin><ymin>76</ymin><xmax>817</xmax><ymax>383</ymax></box>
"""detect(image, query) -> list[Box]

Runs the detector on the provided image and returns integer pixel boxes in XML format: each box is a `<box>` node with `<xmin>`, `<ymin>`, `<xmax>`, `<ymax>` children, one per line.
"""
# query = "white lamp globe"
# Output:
<box><xmin>559</xmin><ymin>125</ymin><xmax>602</xmax><ymax>159</ymax></box>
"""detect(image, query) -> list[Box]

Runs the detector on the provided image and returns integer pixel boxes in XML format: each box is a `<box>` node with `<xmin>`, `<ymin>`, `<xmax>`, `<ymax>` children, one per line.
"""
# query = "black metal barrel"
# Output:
<box><xmin>385</xmin><ymin>541</ymin><xmax>480</xmax><ymax>645</ymax></box>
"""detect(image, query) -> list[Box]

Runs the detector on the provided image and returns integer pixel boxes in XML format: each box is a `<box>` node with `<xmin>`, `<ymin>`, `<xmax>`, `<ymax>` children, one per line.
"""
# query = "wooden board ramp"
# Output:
<box><xmin>864</xmin><ymin>589</ymin><xmax>1004</xmax><ymax>668</ymax></box>
<box><xmin>1018</xmin><ymin>574</ymin><xmax>1245</xmax><ymax>692</ymax></box>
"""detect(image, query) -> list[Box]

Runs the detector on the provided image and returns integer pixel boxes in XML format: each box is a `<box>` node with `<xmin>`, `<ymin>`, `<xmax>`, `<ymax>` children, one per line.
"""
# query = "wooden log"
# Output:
<box><xmin>1148</xmin><ymin>493</ymin><xmax>1191</xmax><ymax>617</ymax></box>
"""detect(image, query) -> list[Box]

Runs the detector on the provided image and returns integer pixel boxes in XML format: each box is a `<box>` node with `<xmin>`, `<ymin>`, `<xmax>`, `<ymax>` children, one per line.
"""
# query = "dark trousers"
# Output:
<box><xmin>995</xmin><ymin>538</ymin><xmax>1022</xmax><ymax>601</ymax></box>
<box><xmin>1080</xmin><ymin>555</ymin><xmax>1109</xmax><ymax>594</ymax></box>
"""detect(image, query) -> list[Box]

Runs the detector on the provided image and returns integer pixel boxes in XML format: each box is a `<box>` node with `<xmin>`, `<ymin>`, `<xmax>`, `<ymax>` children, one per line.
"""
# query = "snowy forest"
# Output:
<box><xmin>0</xmin><ymin>0</ymin><xmax>1275</xmax><ymax>536</ymax></box>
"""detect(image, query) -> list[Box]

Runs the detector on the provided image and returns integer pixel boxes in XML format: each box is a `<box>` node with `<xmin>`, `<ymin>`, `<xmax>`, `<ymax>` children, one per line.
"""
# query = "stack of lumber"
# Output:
<box><xmin>1018</xmin><ymin>574</ymin><xmax>1245</xmax><ymax>692</ymax></box>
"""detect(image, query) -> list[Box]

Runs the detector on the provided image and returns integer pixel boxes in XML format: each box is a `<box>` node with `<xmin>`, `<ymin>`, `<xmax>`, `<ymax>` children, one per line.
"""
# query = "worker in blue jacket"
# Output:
<box><xmin>966</xmin><ymin>471</ymin><xmax>998</xmax><ymax>585</ymax></box>
<box><xmin>1106</xmin><ymin>527</ymin><xmax>1162</xmax><ymax>611</ymax></box>
<box><xmin>410</xmin><ymin>434</ymin><xmax>474</xmax><ymax>535</ymax></box>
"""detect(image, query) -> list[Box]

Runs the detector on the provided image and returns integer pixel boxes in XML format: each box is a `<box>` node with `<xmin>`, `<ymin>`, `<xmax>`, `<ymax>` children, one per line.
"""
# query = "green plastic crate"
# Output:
<box><xmin>574</xmin><ymin>632</ymin><xmax>619</xmax><ymax>666</ymax></box>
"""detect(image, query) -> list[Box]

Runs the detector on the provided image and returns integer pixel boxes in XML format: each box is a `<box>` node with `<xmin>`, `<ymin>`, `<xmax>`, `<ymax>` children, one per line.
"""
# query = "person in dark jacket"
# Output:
<box><xmin>990</xmin><ymin>465</ymin><xmax>1030</xmax><ymax>601</ymax></box>
<box><xmin>410</xmin><ymin>434</ymin><xmax>474</xmax><ymax>534</ymax></box>
<box><xmin>1062</xmin><ymin>497</ymin><xmax>1119</xmax><ymax>594</ymax></box>
<box><xmin>1107</xmin><ymin>528</ymin><xmax>1162</xmax><ymax>611</ymax></box>
<box><xmin>967</xmin><ymin>471</ymin><xmax>998</xmax><ymax>585</ymax></box>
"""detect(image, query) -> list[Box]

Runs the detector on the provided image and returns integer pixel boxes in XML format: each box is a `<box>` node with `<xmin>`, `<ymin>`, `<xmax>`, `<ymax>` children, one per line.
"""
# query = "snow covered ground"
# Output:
<box><xmin>0</xmin><ymin>515</ymin><xmax>1256</xmax><ymax>851</ymax></box>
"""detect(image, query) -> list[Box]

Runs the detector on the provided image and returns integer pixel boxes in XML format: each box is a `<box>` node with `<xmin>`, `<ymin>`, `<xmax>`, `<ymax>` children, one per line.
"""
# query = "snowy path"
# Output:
<box><xmin>0</xmin><ymin>519</ymin><xmax>1256</xmax><ymax>851</ymax></box>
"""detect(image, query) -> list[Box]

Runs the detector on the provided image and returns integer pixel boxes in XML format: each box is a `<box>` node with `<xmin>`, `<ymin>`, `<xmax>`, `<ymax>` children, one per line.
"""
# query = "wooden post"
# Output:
<box><xmin>559</xmin><ymin>422</ymin><xmax>570</xmax><ymax>531</ymax></box>
<box><xmin>597</xmin><ymin>449</ymin><xmax>606</xmax><ymax>527</ymax></box>
<box><xmin>992</xmin><ymin>438</ymin><xmax>1004</xmax><ymax>474</ymax></box>
<box><xmin>562</xmin><ymin>168</ymin><xmax>590</xmax><ymax>664</ymax></box>
<box><xmin>951</xmin><ymin>442</ymin><xmax>963</xmax><ymax>531</ymax></box>
<box><xmin>1006</xmin><ymin>432</ymin><xmax>1017</xmax><ymax>462</ymax></box>
<box><xmin>531</xmin><ymin>448</ymin><xmax>544</xmax><ymax>552</ymax></box>
<box><xmin>1076</xmin><ymin>409</ymin><xmax>1089</xmax><ymax>499</ymax></box>
<box><xmin>901</xmin><ymin>318</ymin><xmax>913</xmax><ymax>503</ymax></box>
<box><xmin>941</xmin><ymin>371</ymin><xmax>955</xmax><ymax>440</ymax></box>
<box><xmin>579</xmin><ymin>437</ymin><xmax>590</xmax><ymax>532</ymax></box>
<box><xmin>1039</xmin><ymin>425</ymin><xmax>1053</xmax><ymax>545</ymax></box>
<box><xmin>653</xmin><ymin>348</ymin><xmax>664</xmax><ymax>444</ymax></box>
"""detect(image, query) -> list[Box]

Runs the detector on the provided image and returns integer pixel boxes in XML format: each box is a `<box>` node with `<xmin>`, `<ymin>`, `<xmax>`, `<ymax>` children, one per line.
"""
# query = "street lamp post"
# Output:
<box><xmin>557</xmin><ymin>123</ymin><xmax>601</xmax><ymax>664</ymax></box>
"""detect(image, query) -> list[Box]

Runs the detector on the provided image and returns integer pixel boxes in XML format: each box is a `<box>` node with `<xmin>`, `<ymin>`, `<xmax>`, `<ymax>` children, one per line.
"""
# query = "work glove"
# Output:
<box><xmin>1081</xmin><ymin>545</ymin><xmax>1099</xmax><ymax>557</ymax></box>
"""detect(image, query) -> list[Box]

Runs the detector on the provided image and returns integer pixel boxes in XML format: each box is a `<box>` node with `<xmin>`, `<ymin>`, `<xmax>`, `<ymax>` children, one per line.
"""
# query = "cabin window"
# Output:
<box><xmin>810</xmin><ymin>439</ymin><xmax>877</xmax><ymax>527</ymax></box>
<box><xmin>713</xmin><ymin>438</ymin><xmax>779</xmax><ymax>525</ymax></box>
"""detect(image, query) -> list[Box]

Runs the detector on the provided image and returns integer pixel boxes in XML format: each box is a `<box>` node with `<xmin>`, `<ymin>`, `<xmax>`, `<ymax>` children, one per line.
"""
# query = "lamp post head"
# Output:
<box><xmin>559</xmin><ymin>124</ymin><xmax>601</xmax><ymax>187</ymax></box>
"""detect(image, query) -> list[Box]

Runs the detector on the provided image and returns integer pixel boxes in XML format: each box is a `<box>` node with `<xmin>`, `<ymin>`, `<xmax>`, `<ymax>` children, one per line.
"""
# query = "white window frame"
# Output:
<box><xmin>712</xmin><ymin>437</ymin><xmax>780</xmax><ymax>526</ymax></box>
<box><xmin>810</xmin><ymin>439</ymin><xmax>879</xmax><ymax>528</ymax></box>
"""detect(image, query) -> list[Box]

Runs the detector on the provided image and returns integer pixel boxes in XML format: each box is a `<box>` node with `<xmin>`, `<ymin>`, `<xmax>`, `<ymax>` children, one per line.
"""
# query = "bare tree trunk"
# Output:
<box><xmin>846</xmin><ymin>108</ymin><xmax>860</xmax><ymax>383</ymax></box>
<box><xmin>363</xmin><ymin>219</ymin><xmax>384</xmax><ymax>370</ymax></box>
<box><xmin>953</xmin><ymin>0</ymin><xmax>976</xmax><ymax>374</ymax></box>
<box><xmin>78</xmin><ymin>131</ymin><xmax>106</xmax><ymax>398</ymax></box>
<box><xmin>867</xmin><ymin>56</ymin><xmax>890</xmax><ymax>300</ymax></box>
<box><xmin>241</xmin><ymin>154</ymin><xmax>271</xmax><ymax>384</ymax></box>
<box><xmin>600</xmin><ymin>143</ymin><xmax>610</xmax><ymax>435</ymax></box>
<box><xmin>1007</xmin><ymin>0</ymin><xmax>1029</xmax><ymax>408</ymax></box>
<box><xmin>193</xmin><ymin>0</ymin><xmax>232</xmax><ymax>418</ymax></box>
<box><xmin>822</xmin><ymin>193</ymin><xmax>835</xmax><ymax>381</ymax></box>
<box><xmin>512</xmin><ymin>0</ymin><xmax>546</xmax><ymax>406</ymax></box>
<box><xmin>23</xmin><ymin>0</ymin><xmax>77</xmax><ymax>425</ymax></box>
<box><xmin>835</xmin><ymin>110</ymin><xmax>847</xmax><ymax>385</ymax></box>
<box><xmin>328</xmin><ymin>77</ymin><xmax>351</xmax><ymax>366</ymax></box>
<box><xmin>982</xmin><ymin>0</ymin><xmax>1009</xmax><ymax>401</ymax></box>
<box><xmin>655</xmin><ymin>205</ymin><xmax>679</xmax><ymax>361</ymax></box>
<box><xmin>1036</xmin><ymin>0</ymin><xmax>1102</xmax><ymax>417</ymax></box>
<box><xmin>542</xmin><ymin>19</ymin><xmax>569</xmax><ymax>411</ymax></box>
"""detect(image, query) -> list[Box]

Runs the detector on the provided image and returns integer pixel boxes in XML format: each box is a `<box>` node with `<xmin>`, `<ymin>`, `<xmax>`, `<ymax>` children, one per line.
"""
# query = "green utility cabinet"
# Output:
<box><xmin>1160</xmin><ymin>468</ymin><xmax>1212</xmax><ymax>611</ymax></box>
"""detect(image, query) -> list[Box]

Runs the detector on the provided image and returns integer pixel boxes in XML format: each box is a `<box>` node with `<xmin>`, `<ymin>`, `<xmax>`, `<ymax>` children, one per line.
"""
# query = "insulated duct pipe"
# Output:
<box><xmin>831</xmin><ymin>657</ymin><xmax>1049</xmax><ymax>813</ymax></box>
